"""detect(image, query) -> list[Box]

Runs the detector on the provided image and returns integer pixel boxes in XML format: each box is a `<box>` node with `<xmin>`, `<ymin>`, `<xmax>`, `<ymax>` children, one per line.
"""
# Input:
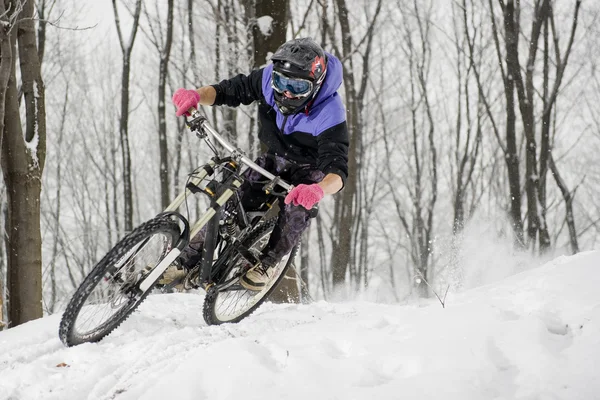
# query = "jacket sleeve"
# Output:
<box><xmin>211</xmin><ymin>68</ymin><xmax>264</xmax><ymax>107</ymax></box>
<box><xmin>316</xmin><ymin>121</ymin><xmax>349</xmax><ymax>188</ymax></box>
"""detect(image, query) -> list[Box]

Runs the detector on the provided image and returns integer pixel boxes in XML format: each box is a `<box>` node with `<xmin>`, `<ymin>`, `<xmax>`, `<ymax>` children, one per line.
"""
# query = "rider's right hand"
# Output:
<box><xmin>172</xmin><ymin>88</ymin><xmax>200</xmax><ymax>117</ymax></box>
<box><xmin>285</xmin><ymin>183</ymin><xmax>324</xmax><ymax>210</ymax></box>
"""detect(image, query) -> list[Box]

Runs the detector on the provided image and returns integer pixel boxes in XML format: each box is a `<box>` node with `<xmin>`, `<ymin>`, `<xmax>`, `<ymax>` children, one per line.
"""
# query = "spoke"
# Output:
<box><xmin>73</xmin><ymin>231</ymin><xmax>170</xmax><ymax>336</ymax></box>
<box><xmin>213</xmin><ymin>254</ymin><xmax>289</xmax><ymax>321</ymax></box>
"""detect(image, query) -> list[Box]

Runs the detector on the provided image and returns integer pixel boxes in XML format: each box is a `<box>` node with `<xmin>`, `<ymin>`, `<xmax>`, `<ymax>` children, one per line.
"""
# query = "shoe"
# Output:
<box><xmin>240</xmin><ymin>260</ymin><xmax>275</xmax><ymax>291</ymax></box>
<box><xmin>157</xmin><ymin>259</ymin><xmax>188</xmax><ymax>288</ymax></box>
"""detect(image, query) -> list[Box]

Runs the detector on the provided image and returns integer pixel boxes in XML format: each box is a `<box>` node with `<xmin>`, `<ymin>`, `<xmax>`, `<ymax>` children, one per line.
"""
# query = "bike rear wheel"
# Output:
<box><xmin>59</xmin><ymin>217</ymin><xmax>181</xmax><ymax>346</ymax></box>
<box><xmin>202</xmin><ymin>219</ymin><xmax>295</xmax><ymax>325</ymax></box>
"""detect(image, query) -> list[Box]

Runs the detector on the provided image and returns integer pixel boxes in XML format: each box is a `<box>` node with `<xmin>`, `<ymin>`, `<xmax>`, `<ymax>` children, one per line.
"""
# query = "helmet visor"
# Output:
<box><xmin>272</xmin><ymin>71</ymin><xmax>313</xmax><ymax>98</ymax></box>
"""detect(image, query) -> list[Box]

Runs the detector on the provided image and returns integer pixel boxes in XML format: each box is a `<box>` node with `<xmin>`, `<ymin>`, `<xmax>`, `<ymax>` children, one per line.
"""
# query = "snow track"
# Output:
<box><xmin>1</xmin><ymin>251</ymin><xmax>600</xmax><ymax>400</ymax></box>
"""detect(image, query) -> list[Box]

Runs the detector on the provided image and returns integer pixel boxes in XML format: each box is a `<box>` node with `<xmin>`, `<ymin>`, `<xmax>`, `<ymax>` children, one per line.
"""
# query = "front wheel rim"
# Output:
<box><xmin>71</xmin><ymin>231</ymin><xmax>172</xmax><ymax>338</ymax></box>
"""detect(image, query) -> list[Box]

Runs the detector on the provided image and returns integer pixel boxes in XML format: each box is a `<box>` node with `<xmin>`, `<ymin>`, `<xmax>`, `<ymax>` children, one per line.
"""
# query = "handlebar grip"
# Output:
<box><xmin>306</xmin><ymin>206</ymin><xmax>319</xmax><ymax>219</ymax></box>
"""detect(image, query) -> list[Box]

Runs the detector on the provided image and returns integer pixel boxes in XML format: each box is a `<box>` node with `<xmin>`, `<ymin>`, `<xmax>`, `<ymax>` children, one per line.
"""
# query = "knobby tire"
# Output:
<box><xmin>59</xmin><ymin>217</ymin><xmax>181</xmax><ymax>346</ymax></box>
<box><xmin>202</xmin><ymin>219</ymin><xmax>296</xmax><ymax>325</ymax></box>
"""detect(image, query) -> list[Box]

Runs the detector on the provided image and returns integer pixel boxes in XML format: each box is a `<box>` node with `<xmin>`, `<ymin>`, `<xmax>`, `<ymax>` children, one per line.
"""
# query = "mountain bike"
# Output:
<box><xmin>59</xmin><ymin>111</ymin><xmax>313</xmax><ymax>347</ymax></box>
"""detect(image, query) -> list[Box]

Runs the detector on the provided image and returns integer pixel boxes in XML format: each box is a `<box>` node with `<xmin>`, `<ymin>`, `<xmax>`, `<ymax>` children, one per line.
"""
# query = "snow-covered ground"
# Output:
<box><xmin>1</xmin><ymin>251</ymin><xmax>599</xmax><ymax>400</ymax></box>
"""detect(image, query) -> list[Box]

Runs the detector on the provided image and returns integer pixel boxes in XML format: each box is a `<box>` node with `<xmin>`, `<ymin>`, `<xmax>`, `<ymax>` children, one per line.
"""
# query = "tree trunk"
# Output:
<box><xmin>1</xmin><ymin>0</ymin><xmax>47</xmax><ymax>326</ymax></box>
<box><xmin>48</xmin><ymin>87</ymin><xmax>69</xmax><ymax>313</ymax></box>
<box><xmin>252</xmin><ymin>0</ymin><xmax>287</xmax><ymax>68</ymax></box>
<box><xmin>36</xmin><ymin>0</ymin><xmax>49</xmax><ymax>64</ymax></box>
<box><xmin>503</xmin><ymin>0</ymin><xmax>550</xmax><ymax>250</ymax></box>
<box><xmin>0</xmin><ymin>290</ymin><xmax>4</xmax><ymax>329</ymax></box>
<box><xmin>330</xmin><ymin>0</ymin><xmax>358</xmax><ymax>291</ymax></box>
<box><xmin>501</xmin><ymin>5</ymin><xmax>524</xmax><ymax>247</ymax></box>
<box><xmin>299</xmin><ymin>230</ymin><xmax>310</xmax><ymax>300</ymax></box>
<box><xmin>327</xmin><ymin>0</ymin><xmax>381</xmax><ymax>293</ymax></box>
<box><xmin>119</xmin><ymin>60</ymin><xmax>134</xmax><ymax>231</ymax></box>
<box><xmin>538</xmin><ymin>16</ymin><xmax>552</xmax><ymax>252</ymax></box>
<box><xmin>220</xmin><ymin>0</ymin><xmax>239</xmax><ymax>145</ymax></box>
<box><xmin>0</xmin><ymin>1</ymin><xmax>10</xmax><ymax>329</ymax></box>
<box><xmin>269</xmin><ymin>259</ymin><xmax>301</xmax><ymax>304</ymax></box>
<box><xmin>493</xmin><ymin>0</ymin><xmax>580</xmax><ymax>253</ymax></box>
<box><xmin>157</xmin><ymin>0</ymin><xmax>174</xmax><ymax>210</ymax></box>
<box><xmin>503</xmin><ymin>0</ymin><xmax>536</xmax><ymax>248</ymax></box>
<box><xmin>112</xmin><ymin>0</ymin><xmax>142</xmax><ymax>232</ymax></box>
<box><xmin>245</xmin><ymin>0</ymin><xmax>298</xmax><ymax>304</ymax></box>
<box><xmin>549</xmin><ymin>155</ymin><xmax>579</xmax><ymax>254</ymax></box>
<box><xmin>468</xmin><ymin>0</ymin><xmax>525</xmax><ymax>247</ymax></box>
<box><xmin>247</xmin><ymin>0</ymin><xmax>288</xmax><ymax>152</ymax></box>
<box><xmin>504</xmin><ymin>73</ymin><xmax>524</xmax><ymax>247</ymax></box>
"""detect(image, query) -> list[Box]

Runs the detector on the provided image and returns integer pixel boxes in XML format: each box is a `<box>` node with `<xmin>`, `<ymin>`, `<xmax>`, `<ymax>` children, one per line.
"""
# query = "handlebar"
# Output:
<box><xmin>186</xmin><ymin>110</ymin><xmax>293</xmax><ymax>192</ymax></box>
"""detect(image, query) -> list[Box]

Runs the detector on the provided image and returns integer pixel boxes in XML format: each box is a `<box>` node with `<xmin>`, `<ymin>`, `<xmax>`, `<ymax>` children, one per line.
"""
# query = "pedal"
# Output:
<box><xmin>244</xmin><ymin>260</ymin><xmax>262</xmax><ymax>273</ymax></box>
<box><xmin>158</xmin><ymin>275</ymin><xmax>186</xmax><ymax>293</ymax></box>
<box><xmin>183</xmin><ymin>266</ymin><xmax>201</xmax><ymax>290</ymax></box>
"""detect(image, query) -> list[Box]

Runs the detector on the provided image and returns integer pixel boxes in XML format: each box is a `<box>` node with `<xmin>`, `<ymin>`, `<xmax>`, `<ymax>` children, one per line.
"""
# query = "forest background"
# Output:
<box><xmin>1</xmin><ymin>0</ymin><xmax>599</xmax><ymax>327</ymax></box>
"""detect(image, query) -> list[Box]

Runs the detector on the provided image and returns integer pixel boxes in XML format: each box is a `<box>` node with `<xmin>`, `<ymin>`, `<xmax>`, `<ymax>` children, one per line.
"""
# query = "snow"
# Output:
<box><xmin>24</xmin><ymin>128</ymin><xmax>40</xmax><ymax>168</ymax></box>
<box><xmin>24</xmin><ymin>80</ymin><xmax>40</xmax><ymax>168</ymax></box>
<box><xmin>2</xmin><ymin>251</ymin><xmax>600</xmax><ymax>400</ymax></box>
<box><xmin>256</xmin><ymin>15</ymin><xmax>274</xmax><ymax>37</ymax></box>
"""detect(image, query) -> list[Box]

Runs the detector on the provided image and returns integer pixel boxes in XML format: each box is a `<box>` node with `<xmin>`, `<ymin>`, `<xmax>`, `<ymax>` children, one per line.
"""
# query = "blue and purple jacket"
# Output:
<box><xmin>210</xmin><ymin>53</ymin><xmax>349</xmax><ymax>185</ymax></box>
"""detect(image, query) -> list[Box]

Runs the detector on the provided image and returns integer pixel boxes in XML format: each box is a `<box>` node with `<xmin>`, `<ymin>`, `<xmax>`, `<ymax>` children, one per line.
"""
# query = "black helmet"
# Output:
<box><xmin>270</xmin><ymin>38</ymin><xmax>328</xmax><ymax>115</ymax></box>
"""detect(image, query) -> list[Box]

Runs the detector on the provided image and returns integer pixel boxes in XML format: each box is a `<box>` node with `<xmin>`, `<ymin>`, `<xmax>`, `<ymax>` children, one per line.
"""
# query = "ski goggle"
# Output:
<box><xmin>272</xmin><ymin>71</ymin><xmax>313</xmax><ymax>97</ymax></box>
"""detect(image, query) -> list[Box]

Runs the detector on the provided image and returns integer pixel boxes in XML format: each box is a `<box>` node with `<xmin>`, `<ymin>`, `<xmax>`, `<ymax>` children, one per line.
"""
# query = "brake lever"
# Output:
<box><xmin>262</xmin><ymin>176</ymin><xmax>282</xmax><ymax>195</ymax></box>
<box><xmin>185</xmin><ymin>110</ymin><xmax>207</xmax><ymax>138</ymax></box>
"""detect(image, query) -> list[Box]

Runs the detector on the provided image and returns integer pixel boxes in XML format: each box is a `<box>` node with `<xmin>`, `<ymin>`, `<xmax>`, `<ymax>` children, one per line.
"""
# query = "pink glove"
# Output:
<box><xmin>172</xmin><ymin>88</ymin><xmax>200</xmax><ymax>117</ymax></box>
<box><xmin>285</xmin><ymin>184</ymin><xmax>324</xmax><ymax>209</ymax></box>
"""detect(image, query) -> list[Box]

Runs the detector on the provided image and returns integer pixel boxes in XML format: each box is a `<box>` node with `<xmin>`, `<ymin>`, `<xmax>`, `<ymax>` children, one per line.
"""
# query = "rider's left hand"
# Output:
<box><xmin>284</xmin><ymin>184</ymin><xmax>324</xmax><ymax>209</ymax></box>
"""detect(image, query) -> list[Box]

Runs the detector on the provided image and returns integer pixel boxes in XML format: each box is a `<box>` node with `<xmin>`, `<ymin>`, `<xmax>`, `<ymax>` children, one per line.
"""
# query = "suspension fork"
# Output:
<box><xmin>200</xmin><ymin>215</ymin><xmax>220</xmax><ymax>285</ymax></box>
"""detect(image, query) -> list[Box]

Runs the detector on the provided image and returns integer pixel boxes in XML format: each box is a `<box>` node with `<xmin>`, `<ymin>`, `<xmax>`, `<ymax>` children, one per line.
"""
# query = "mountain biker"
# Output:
<box><xmin>170</xmin><ymin>37</ymin><xmax>348</xmax><ymax>291</ymax></box>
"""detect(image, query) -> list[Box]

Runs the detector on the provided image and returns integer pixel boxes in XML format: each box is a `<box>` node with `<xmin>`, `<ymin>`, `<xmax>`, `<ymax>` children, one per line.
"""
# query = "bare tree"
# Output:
<box><xmin>210</xmin><ymin>0</ymin><xmax>247</xmax><ymax>146</ymax></box>
<box><xmin>539</xmin><ymin>0</ymin><xmax>582</xmax><ymax>254</ymax></box>
<box><xmin>46</xmin><ymin>32</ymin><xmax>125</xmax><ymax>300</ymax></box>
<box><xmin>36</xmin><ymin>0</ymin><xmax>53</xmax><ymax>64</ymax></box>
<box><xmin>170</xmin><ymin>0</ymin><xmax>197</xmax><ymax>194</ymax></box>
<box><xmin>45</xmin><ymin>84</ymin><xmax>69</xmax><ymax>313</ymax></box>
<box><xmin>112</xmin><ymin>0</ymin><xmax>143</xmax><ymax>232</ymax></box>
<box><xmin>1</xmin><ymin>0</ymin><xmax>47</xmax><ymax>326</ymax></box>
<box><xmin>462</xmin><ymin>0</ymin><xmax>525</xmax><ymax>247</ymax></box>
<box><xmin>0</xmin><ymin>0</ymin><xmax>14</xmax><ymax>329</ymax></box>
<box><xmin>251</xmin><ymin>0</ymin><xmax>287</xmax><ymax>67</ymax></box>
<box><xmin>144</xmin><ymin>0</ymin><xmax>174</xmax><ymax>209</ymax></box>
<box><xmin>324</xmin><ymin>0</ymin><xmax>383</xmax><ymax>293</ymax></box>
<box><xmin>496</xmin><ymin>0</ymin><xmax>581</xmax><ymax>252</ymax></box>
<box><xmin>238</xmin><ymin>0</ymin><xmax>302</xmax><ymax>303</ymax></box>
<box><xmin>383</xmin><ymin>0</ymin><xmax>437</xmax><ymax>297</ymax></box>
<box><xmin>450</xmin><ymin>2</ymin><xmax>484</xmax><ymax>233</ymax></box>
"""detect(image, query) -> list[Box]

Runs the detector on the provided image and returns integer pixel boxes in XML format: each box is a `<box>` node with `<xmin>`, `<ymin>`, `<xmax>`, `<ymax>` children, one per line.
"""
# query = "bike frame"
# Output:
<box><xmin>139</xmin><ymin>111</ymin><xmax>292</xmax><ymax>293</ymax></box>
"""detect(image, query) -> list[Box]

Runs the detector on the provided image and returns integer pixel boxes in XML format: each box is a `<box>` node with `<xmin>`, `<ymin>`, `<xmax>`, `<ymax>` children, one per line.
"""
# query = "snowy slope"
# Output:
<box><xmin>1</xmin><ymin>251</ymin><xmax>599</xmax><ymax>400</ymax></box>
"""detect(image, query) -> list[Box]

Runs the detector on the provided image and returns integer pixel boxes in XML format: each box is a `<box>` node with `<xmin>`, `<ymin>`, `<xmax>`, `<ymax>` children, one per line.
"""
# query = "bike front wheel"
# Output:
<box><xmin>202</xmin><ymin>219</ymin><xmax>296</xmax><ymax>325</ymax></box>
<box><xmin>59</xmin><ymin>216</ymin><xmax>181</xmax><ymax>346</ymax></box>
